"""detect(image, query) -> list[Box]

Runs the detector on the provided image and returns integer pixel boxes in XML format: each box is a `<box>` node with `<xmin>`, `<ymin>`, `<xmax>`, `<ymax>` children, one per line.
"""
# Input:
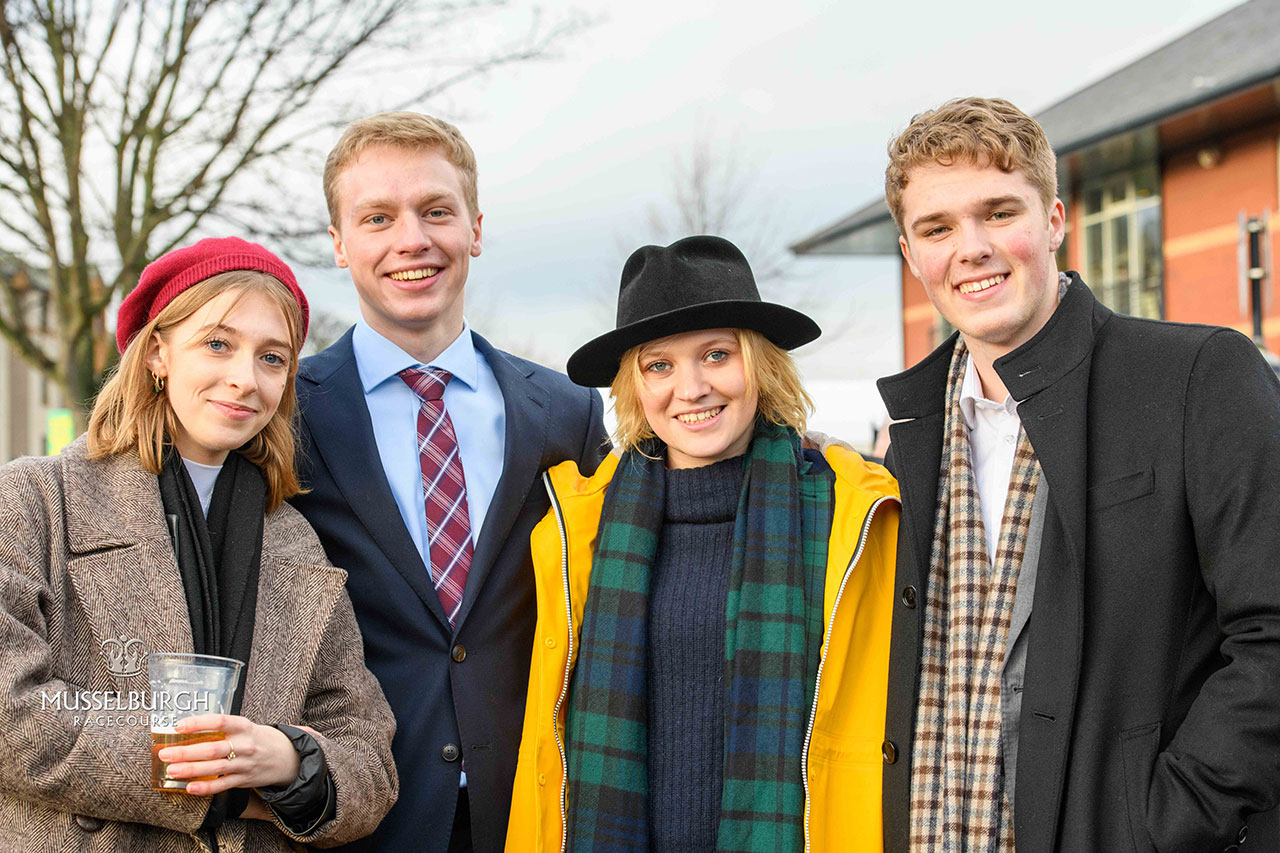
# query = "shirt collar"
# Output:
<box><xmin>959</xmin><ymin>353</ymin><xmax>1018</xmax><ymax>430</ymax></box>
<box><xmin>352</xmin><ymin>319</ymin><xmax>481</xmax><ymax>394</ymax></box>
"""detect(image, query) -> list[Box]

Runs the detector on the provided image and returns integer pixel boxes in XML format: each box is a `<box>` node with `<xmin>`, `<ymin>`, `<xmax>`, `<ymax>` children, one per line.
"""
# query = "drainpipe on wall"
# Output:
<box><xmin>1240</xmin><ymin>211</ymin><xmax>1280</xmax><ymax>378</ymax></box>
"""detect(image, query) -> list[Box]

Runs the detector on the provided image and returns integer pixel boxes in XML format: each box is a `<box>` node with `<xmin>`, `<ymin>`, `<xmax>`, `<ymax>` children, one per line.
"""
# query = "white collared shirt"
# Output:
<box><xmin>959</xmin><ymin>354</ymin><xmax>1022</xmax><ymax>564</ymax></box>
<box><xmin>351</xmin><ymin>319</ymin><xmax>507</xmax><ymax>570</ymax></box>
<box><xmin>351</xmin><ymin>320</ymin><xmax>506</xmax><ymax>792</ymax></box>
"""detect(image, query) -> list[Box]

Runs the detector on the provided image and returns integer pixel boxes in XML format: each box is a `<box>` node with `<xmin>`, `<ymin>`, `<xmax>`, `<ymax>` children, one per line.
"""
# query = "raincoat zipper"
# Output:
<box><xmin>543</xmin><ymin>472</ymin><xmax>574</xmax><ymax>853</ymax></box>
<box><xmin>801</xmin><ymin>495</ymin><xmax>899</xmax><ymax>853</ymax></box>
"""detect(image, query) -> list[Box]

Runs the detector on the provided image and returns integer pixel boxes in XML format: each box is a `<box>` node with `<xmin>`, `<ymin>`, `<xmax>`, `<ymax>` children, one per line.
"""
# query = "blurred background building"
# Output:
<box><xmin>0</xmin><ymin>336</ymin><xmax>53</xmax><ymax>461</ymax></box>
<box><xmin>793</xmin><ymin>0</ymin><xmax>1280</xmax><ymax>372</ymax></box>
<box><xmin>2</xmin><ymin>1</ymin><xmax>1269</xmax><ymax>461</ymax></box>
<box><xmin>0</xmin><ymin>264</ymin><xmax>65</xmax><ymax>461</ymax></box>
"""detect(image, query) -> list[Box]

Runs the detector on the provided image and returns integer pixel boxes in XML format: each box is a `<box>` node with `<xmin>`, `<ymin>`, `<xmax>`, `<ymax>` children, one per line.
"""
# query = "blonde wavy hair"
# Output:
<box><xmin>609</xmin><ymin>328</ymin><xmax>813</xmax><ymax>456</ymax></box>
<box><xmin>87</xmin><ymin>271</ymin><xmax>305</xmax><ymax>512</ymax></box>
<box><xmin>324</xmin><ymin>111</ymin><xmax>479</xmax><ymax>225</ymax></box>
<box><xmin>885</xmin><ymin>96</ymin><xmax>1058</xmax><ymax>234</ymax></box>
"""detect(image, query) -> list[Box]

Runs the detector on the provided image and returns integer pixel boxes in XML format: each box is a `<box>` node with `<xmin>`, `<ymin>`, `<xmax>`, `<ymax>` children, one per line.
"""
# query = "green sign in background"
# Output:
<box><xmin>46</xmin><ymin>408</ymin><xmax>74</xmax><ymax>455</ymax></box>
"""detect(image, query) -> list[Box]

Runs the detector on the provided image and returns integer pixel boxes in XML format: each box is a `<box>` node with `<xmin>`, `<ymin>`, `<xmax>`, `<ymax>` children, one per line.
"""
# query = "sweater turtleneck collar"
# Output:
<box><xmin>663</xmin><ymin>454</ymin><xmax>744</xmax><ymax>524</ymax></box>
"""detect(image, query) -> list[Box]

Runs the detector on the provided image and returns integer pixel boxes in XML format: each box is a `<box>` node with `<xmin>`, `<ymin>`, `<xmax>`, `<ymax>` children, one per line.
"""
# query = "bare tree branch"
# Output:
<box><xmin>0</xmin><ymin>0</ymin><xmax>591</xmax><ymax>424</ymax></box>
<box><xmin>0</xmin><ymin>272</ymin><xmax>56</xmax><ymax>374</ymax></box>
<box><xmin>626</xmin><ymin>124</ymin><xmax>862</xmax><ymax>352</ymax></box>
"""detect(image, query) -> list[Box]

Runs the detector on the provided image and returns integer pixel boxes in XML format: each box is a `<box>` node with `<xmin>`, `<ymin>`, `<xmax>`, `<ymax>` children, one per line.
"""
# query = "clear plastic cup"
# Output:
<box><xmin>147</xmin><ymin>652</ymin><xmax>244</xmax><ymax>791</ymax></box>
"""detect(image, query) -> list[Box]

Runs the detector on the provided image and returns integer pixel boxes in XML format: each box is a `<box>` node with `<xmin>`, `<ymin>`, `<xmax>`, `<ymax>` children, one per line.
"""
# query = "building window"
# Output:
<box><xmin>1080</xmin><ymin>164</ymin><xmax>1163</xmax><ymax>319</ymax></box>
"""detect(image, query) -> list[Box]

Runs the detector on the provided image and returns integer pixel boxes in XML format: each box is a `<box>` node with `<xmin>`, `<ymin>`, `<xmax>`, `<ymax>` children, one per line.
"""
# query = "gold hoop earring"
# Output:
<box><xmin>152</xmin><ymin>372</ymin><xmax>166</xmax><ymax>393</ymax></box>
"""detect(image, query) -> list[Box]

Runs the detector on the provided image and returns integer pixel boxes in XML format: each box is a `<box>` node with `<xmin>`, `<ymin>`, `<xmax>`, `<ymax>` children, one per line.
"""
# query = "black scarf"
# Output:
<box><xmin>158</xmin><ymin>449</ymin><xmax>266</xmax><ymax>827</ymax></box>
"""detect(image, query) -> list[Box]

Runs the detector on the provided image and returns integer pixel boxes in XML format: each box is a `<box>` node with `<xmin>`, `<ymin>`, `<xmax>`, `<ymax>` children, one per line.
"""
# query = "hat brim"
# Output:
<box><xmin>566</xmin><ymin>299</ymin><xmax>821</xmax><ymax>387</ymax></box>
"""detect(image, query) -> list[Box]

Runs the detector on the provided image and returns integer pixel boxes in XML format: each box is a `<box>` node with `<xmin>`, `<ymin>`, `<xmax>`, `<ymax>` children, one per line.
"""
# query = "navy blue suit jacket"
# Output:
<box><xmin>292</xmin><ymin>329</ymin><xmax>607</xmax><ymax>853</ymax></box>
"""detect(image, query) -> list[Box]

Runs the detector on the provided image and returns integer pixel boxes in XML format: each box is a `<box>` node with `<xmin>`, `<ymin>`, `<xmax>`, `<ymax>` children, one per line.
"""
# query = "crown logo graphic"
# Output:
<box><xmin>101</xmin><ymin>637</ymin><xmax>146</xmax><ymax>678</ymax></box>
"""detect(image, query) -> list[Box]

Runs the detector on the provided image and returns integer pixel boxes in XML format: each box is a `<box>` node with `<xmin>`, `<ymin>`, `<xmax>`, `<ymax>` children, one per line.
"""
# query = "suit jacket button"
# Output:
<box><xmin>451</xmin><ymin>644</ymin><xmax>466</xmax><ymax>662</ymax></box>
<box><xmin>882</xmin><ymin>740</ymin><xmax>898</xmax><ymax>764</ymax></box>
<box><xmin>74</xmin><ymin>815</ymin><xmax>104</xmax><ymax>832</ymax></box>
<box><xmin>901</xmin><ymin>586</ymin><xmax>917</xmax><ymax>608</ymax></box>
<box><xmin>442</xmin><ymin>743</ymin><xmax>461</xmax><ymax>762</ymax></box>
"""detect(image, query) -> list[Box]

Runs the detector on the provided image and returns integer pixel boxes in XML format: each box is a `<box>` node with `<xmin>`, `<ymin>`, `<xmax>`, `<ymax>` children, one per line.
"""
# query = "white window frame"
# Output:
<box><xmin>1079</xmin><ymin>165</ymin><xmax>1163</xmax><ymax>319</ymax></box>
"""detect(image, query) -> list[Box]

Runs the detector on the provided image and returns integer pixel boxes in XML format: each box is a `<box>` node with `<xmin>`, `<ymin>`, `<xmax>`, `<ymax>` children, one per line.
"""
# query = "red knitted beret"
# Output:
<box><xmin>116</xmin><ymin>236</ymin><xmax>309</xmax><ymax>353</ymax></box>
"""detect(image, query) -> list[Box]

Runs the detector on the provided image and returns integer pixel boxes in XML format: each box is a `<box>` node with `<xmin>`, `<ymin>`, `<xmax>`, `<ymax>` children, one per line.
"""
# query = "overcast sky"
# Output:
<box><xmin>298</xmin><ymin>0</ymin><xmax>1245</xmax><ymax>441</ymax></box>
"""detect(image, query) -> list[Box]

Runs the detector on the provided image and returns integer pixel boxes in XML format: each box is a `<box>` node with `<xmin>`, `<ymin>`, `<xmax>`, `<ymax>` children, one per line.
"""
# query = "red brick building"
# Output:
<box><xmin>792</xmin><ymin>0</ymin><xmax>1280</xmax><ymax>370</ymax></box>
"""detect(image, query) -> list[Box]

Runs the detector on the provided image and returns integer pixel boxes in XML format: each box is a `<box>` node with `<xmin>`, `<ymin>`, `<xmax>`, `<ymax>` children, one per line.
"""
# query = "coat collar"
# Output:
<box><xmin>875</xmin><ymin>274</ymin><xmax>1108</xmax><ymax>592</ymax></box>
<box><xmin>62</xmin><ymin>437</ymin><xmax>170</xmax><ymax>553</ymax></box>
<box><xmin>545</xmin><ymin>443</ymin><xmax>899</xmax><ymax>567</ymax></box>
<box><xmin>61</xmin><ymin>427</ymin><xmax>337</xmax><ymax>564</ymax></box>
<box><xmin>997</xmin><ymin>272</ymin><xmax>1107</xmax><ymax>568</ymax></box>
<box><xmin>298</xmin><ymin>324</ymin><xmax>358</xmax><ymax>387</ymax></box>
<box><xmin>996</xmin><ymin>272</ymin><xmax>1111</xmax><ymax>403</ymax></box>
<box><xmin>877</xmin><ymin>331</ymin><xmax>956</xmax><ymax>422</ymax></box>
<box><xmin>877</xmin><ymin>272</ymin><xmax>1109</xmax><ymax>417</ymax></box>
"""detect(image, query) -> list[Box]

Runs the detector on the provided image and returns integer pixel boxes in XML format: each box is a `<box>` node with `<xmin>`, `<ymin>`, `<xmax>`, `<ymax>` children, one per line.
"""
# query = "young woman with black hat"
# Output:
<box><xmin>507</xmin><ymin>235</ymin><xmax>900</xmax><ymax>851</ymax></box>
<box><xmin>0</xmin><ymin>238</ymin><xmax>396</xmax><ymax>851</ymax></box>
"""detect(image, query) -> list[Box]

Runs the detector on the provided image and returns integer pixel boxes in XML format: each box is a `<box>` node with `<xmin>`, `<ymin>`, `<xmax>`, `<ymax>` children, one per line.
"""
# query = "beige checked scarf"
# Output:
<box><xmin>909</xmin><ymin>338</ymin><xmax>1042</xmax><ymax>852</ymax></box>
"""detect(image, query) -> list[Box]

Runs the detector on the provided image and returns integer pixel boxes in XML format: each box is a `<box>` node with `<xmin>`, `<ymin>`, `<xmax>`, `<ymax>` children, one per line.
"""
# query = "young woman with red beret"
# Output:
<box><xmin>0</xmin><ymin>238</ymin><xmax>397</xmax><ymax>851</ymax></box>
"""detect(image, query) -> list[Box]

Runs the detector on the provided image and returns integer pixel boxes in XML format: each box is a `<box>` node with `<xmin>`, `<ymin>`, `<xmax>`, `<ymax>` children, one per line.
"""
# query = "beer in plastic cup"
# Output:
<box><xmin>147</xmin><ymin>653</ymin><xmax>244</xmax><ymax>792</ymax></box>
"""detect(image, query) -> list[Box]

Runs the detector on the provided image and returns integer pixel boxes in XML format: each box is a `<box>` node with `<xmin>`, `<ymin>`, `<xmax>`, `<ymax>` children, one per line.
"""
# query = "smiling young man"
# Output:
<box><xmin>876</xmin><ymin>97</ymin><xmax>1280</xmax><ymax>851</ymax></box>
<box><xmin>289</xmin><ymin>113</ymin><xmax>607</xmax><ymax>853</ymax></box>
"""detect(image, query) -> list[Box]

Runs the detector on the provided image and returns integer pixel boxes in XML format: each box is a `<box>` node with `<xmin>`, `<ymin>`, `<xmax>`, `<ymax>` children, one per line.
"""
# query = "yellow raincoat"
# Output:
<box><xmin>506</xmin><ymin>445</ymin><xmax>899</xmax><ymax>852</ymax></box>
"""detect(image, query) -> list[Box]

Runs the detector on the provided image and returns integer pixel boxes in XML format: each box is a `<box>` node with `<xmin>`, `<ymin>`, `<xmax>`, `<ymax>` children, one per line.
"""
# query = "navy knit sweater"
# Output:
<box><xmin>647</xmin><ymin>454</ymin><xmax>744</xmax><ymax>851</ymax></box>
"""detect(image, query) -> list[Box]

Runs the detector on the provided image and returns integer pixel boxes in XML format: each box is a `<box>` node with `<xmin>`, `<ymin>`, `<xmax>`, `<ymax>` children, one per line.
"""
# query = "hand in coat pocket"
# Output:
<box><xmin>1120</xmin><ymin>721</ymin><xmax>1161</xmax><ymax>853</ymax></box>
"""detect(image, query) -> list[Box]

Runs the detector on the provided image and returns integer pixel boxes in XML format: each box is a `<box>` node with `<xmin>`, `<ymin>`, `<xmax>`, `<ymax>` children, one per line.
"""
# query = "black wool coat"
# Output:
<box><xmin>878</xmin><ymin>275</ymin><xmax>1280</xmax><ymax>852</ymax></box>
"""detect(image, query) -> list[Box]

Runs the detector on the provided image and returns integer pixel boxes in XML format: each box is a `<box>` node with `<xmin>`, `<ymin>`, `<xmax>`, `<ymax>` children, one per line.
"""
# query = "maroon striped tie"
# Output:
<box><xmin>398</xmin><ymin>367</ymin><xmax>472</xmax><ymax>627</ymax></box>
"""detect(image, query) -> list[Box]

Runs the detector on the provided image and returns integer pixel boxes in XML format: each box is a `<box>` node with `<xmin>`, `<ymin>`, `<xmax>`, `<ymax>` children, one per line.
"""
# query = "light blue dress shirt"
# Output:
<box><xmin>351</xmin><ymin>320</ymin><xmax>507</xmax><ymax>575</ymax></box>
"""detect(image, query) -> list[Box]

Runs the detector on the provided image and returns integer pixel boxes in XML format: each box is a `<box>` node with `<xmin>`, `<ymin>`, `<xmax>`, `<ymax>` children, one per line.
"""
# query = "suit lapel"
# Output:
<box><xmin>240</xmin><ymin>556</ymin><xmax>347</xmax><ymax>724</ymax></box>
<box><xmin>1004</xmin><ymin>373</ymin><xmax>1087</xmax><ymax>853</ymax></box>
<box><xmin>887</xmin><ymin>413</ymin><xmax>944</xmax><ymax>604</ymax></box>
<box><xmin>878</xmin><ymin>343</ymin><xmax>952</xmax><ymax>849</ymax></box>
<box><xmin>67</xmin><ymin>543</ymin><xmax>195</xmax><ymax>695</ymax></box>
<box><xmin>879</xmin><ymin>337</ymin><xmax>954</xmax><ymax>613</ymax></box>
<box><xmin>998</xmin><ymin>276</ymin><xmax>1103</xmax><ymax>852</ymax></box>
<box><xmin>298</xmin><ymin>331</ymin><xmax>450</xmax><ymax>629</ymax></box>
<box><xmin>453</xmin><ymin>335</ymin><xmax>549</xmax><ymax>630</ymax></box>
<box><xmin>62</xmin><ymin>445</ymin><xmax>194</xmax><ymax>693</ymax></box>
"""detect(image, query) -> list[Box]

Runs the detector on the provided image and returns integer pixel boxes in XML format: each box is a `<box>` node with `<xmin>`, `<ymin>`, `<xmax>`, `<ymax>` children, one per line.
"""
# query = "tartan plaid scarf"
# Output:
<box><xmin>565</xmin><ymin>420</ymin><xmax>832</xmax><ymax>852</ymax></box>
<box><xmin>908</xmin><ymin>340</ymin><xmax>1042</xmax><ymax>852</ymax></box>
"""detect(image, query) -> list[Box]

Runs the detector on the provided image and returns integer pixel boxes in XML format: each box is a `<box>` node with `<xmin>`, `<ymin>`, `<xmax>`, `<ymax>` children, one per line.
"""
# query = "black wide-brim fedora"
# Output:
<box><xmin>567</xmin><ymin>235</ymin><xmax>821</xmax><ymax>387</ymax></box>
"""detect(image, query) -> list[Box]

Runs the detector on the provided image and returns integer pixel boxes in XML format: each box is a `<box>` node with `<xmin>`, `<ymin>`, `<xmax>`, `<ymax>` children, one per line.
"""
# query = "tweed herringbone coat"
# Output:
<box><xmin>0</xmin><ymin>437</ymin><xmax>398</xmax><ymax>852</ymax></box>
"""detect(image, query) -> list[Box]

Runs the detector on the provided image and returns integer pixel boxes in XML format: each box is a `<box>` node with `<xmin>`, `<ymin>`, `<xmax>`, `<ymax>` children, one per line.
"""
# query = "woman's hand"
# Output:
<box><xmin>157</xmin><ymin>714</ymin><xmax>300</xmax><ymax>796</ymax></box>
